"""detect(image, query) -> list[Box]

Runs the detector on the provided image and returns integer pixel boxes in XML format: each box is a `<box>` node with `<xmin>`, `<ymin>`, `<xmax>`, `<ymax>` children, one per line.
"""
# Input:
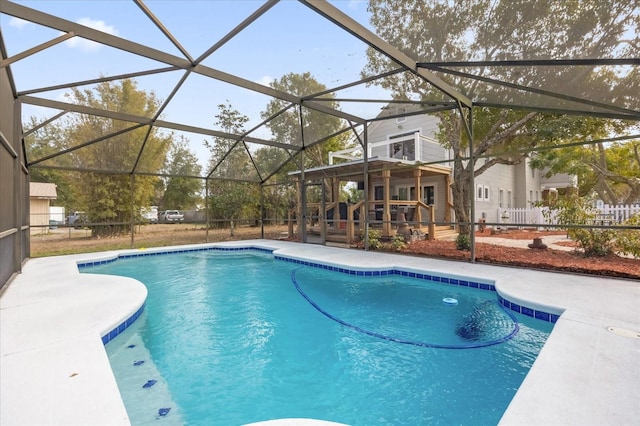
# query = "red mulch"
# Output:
<box><xmin>399</xmin><ymin>230</ymin><xmax>640</xmax><ymax>280</ymax></box>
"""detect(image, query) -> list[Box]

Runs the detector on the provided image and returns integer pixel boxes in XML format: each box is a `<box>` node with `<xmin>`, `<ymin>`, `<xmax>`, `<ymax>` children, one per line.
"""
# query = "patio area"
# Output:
<box><xmin>1</xmin><ymin>240</ymin><xmax>638</xmax><ymax>425</ymax></box>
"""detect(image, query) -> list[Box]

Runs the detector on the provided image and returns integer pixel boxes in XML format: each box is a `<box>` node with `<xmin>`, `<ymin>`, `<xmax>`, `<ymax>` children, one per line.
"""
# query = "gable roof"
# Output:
<box><xmin>30</xmin><ymin>182</ymin><xmax>57</xmax><ymax>199</ymax></box>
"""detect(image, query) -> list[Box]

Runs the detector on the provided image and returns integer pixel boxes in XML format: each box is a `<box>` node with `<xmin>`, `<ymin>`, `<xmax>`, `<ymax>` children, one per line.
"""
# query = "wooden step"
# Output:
<box><xmin>434</xmin><ymin>227</ymin><xmax>458</xmax><ymax>240</ymax></box>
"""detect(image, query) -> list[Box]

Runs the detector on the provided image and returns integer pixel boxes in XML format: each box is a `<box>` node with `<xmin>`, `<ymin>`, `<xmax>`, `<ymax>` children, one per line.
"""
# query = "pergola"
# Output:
<box><xmin>1</xmin><ymin>0</ymin><xmax>638</xmax><ymax>287</ymax></box>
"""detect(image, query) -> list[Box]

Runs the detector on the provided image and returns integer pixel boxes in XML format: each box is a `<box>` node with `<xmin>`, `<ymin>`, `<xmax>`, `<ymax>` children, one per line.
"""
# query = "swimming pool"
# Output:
<box><xmin>85</xmin><ymin>248</ymin><xmax>553</xmax><ymax>425</ymax></box>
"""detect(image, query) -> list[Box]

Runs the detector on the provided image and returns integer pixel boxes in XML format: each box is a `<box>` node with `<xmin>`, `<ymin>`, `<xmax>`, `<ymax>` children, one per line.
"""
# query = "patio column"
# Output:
<box><xmin>296</xmin><ymin>176</ymin><xmax>303</xmax><ymax>239</ymax></box>
<box><xmin>382</xmin><ymin>168</ymin><xmax>391</xmax><ymax>236</ymax></box>
<box><xmin>413</xmin><ymin>169</ymin><xmax>422</xmax><ymax>229</ymax></box>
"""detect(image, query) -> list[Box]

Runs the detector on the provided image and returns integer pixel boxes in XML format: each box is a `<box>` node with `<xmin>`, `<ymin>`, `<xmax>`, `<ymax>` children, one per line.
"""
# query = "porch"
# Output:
<box><xmin>288</xmin><ymin>158</ymin><xmax>458</xmax><ymax>245</ymax></box>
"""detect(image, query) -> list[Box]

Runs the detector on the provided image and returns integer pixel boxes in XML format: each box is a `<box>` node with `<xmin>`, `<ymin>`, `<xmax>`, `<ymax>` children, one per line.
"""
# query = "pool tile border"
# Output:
<box><xmin>101</xmin><ymin>304</ymin><xmax>145</xmax><ymax>345</ymax></box>
<box><xmin>81</xmin><ymin>246</ymin><xmax>559</xmax><ymax>336</ymax></box>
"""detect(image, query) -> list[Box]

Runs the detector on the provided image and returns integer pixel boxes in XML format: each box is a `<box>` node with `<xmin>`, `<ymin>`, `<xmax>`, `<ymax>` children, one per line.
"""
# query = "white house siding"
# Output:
<box><xmin>474</xmin><ymin>163</ymin><xmax>515</xmax><ymax>223</ymax></box>
<box><xmin>371</xmin><ymin>144</ymin><xmax>388</xmax><ymax>158</ymax></box>
<box><xmin>420</xmin><ymin>138</ymin><xmax>449</xmax><ymax>164</ymax></box>
<box><xmin>368</xmin><ymin>114</ymin><xmax>442</xmax><ymax>160</ymax></box>
<box><xmin>364</xmin><ymin>111</ymin><xmax>575</xmax><ymax>226</ymax></box>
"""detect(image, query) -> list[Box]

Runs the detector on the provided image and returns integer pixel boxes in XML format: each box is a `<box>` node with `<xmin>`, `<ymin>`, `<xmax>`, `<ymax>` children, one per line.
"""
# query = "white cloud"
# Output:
<box><xmin>65</xmin><ymin>17</ymin><xmax>118</xmax><ymax>52</ymax></box>
<box><xmin>257</xmin><ymin>75</ymin><xmax>275</xmax><ymax>86</ymax></box>
<box><xmin>8</xmin><ymin>17</ymin><xmax>30</xmax><ymax>28</ymax></box>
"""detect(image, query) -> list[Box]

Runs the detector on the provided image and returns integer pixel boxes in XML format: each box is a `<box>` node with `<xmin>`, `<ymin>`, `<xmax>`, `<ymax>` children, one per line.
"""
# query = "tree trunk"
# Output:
<box><xmin>451</xmin><ymin>162</ymin><xmax>472</xmax><ymax>235</ymax></box>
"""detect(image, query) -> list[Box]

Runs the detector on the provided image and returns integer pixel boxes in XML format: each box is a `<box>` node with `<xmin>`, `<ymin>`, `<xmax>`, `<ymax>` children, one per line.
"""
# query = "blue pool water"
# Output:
<box><xmin>87</xmin><ymin>250</ymin><xmax>553</xmax><ymax>425</ymax></box>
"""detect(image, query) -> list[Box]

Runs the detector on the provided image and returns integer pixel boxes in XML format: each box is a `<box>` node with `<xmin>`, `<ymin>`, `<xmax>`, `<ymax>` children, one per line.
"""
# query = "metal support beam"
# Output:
<box><xmin>260</xmin><ymin>184</ymin><xmax>265</xmax><ymax>239</ymax></box>
<box><xmin>13</xmin><ymin>95</ymin><xmax>24</xmax><ymax>271</ymax></box>
<box><xmin>130</xmin><ymin>175</ymin><xmax>135</xmax><ymax>247</ymax></box>
<box><xmin>363</xmin><ymin>122</ymin><xmax>369</xmax><ymax>250</ymax></box>
<box><xmin>0</xmin><ymin>32</ymin><xmax>75</xmax><ymax>69</ymax></box>
<box><xmin>205</xmin><ymin>179</ymin><xmax>210</xmax><ymax>242</ymax></box>
<box><xmin>299</xmin><ymin>0</ymin><xmax>472</xmax><ymax>108</ymax></box>
<box><xmin>2</xmin><ymin>1</ymin><xmax>364</xmax><ymax>125</ymax></box>
<box><xmin>458</xmin><ymin>104</ymin><xmax>475</xmax><ymax>262</ymax></box>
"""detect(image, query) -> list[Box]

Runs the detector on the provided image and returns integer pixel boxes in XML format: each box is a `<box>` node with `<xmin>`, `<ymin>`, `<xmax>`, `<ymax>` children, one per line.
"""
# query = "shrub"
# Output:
<box><xmin>456</xmin><ymin>233</ymin><xmax>471</xmax><ymax>251</ymax></box>
<box><xmin>391</xmin><ymin>234</ymin><xmax>406</xmax><ymax>251</ymax></box>
<box><xmin>361</xmin><ymin>228</ymin><xmax>383</xmax><ymax>250</ymax></box>
<box><xmin>616</xmin><ymin>214</ymin><xmax>640</xmax><ymax>258</ymax></box>
<box><xmin>549</xmin><ymin>197</ymin><xmax>615</xmax><ymax>257</ymax></box>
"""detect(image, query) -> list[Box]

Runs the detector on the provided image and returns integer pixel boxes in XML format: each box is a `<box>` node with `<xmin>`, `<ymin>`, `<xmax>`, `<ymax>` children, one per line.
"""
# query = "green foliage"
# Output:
<box><xmin>25</xmin><ymin>79</ymin><xmax>170</xmax><ymax>236</ymax></box>
<box><xmin>391</xmin><ymin>234</ymin><xmax>406</xmax><ymax>250</ymax></box>
<box><xmin>364</xmin><ymin>0</ymin><xmax>639</xmax><ymax>234</ymax></box>
<box><xmin>361</xmin><ymin>228</ymin><xmax>383</xmax><ymax>250</ymax></box>
<box><xmin>616</xmin><ymin>214</ymin><xmax>640</xmax><ymax>259</ymax></box>
<box><xmin>205</xmin><ymin>101</ymin><xmax>252</xmax><ymax>180</ymax></box>
<box><xmin>455</xmin><ymin>233</ymin><xmax>471</xmax><ymax>251</ymax></box>
<box><xmin>162</xmin><ymin>136</ymin><xmax>202</xmax><ymax>210</ymax></box>
<box><xmin>205</xmin><ymin>102</ymin><xmax>258</xmax><ymax>235</ymax></box>
<box><xmin>261</xmin><ymin>72</ymin><xmax>353</xmax><ymax>175</ymax></box>
<box><xmin>531</xmin><ymin>139</ymin><xmax>640</xmax><ymax>204</ymax></box>
<box><xmin>24</xmin><ymin>117</ymin><xmax>77</xmax><ymax>210</ymax></box>
<box><xmin>549</xmin><ymin>197</ymin><xmax>616</xmax><ymax>257</ymax></box>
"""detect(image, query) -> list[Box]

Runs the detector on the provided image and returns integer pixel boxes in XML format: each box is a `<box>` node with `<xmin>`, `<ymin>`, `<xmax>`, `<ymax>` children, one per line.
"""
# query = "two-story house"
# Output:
<box><xmin>289</xmin><ymin>109</ymin><xmax>575</xmax><ymax>244</ymax></box>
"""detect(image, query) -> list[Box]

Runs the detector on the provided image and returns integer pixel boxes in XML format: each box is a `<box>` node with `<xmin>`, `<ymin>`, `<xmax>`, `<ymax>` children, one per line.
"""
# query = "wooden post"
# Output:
<box><xmin>346</xmin><ymin>204</ymin><xmax>354</xmax><ymax>244</ymax></box>
<box><xmin>296</xmin><ymin>177</ymin><xmax>303</xmax><ymax>239</ymax></box>
<box><xmin>414</xmin><ymin>169</ymin><xmax>422</xmax><ymax>229</ymax></box>
<box><xmin>428</xmin><ymin>206</ymin><xmax>436</xmax><ymax>240</ymax></box>
<box><xmin>444</xmin><ymin>173</ymin><xmax>452</xmax><ymax>224</ymax></box>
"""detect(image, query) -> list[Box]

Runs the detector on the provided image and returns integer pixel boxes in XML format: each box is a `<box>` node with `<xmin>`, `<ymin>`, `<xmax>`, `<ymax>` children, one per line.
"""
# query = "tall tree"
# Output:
<box><xmin>40</xmin><ymin>79</ymin><xmax>171</xmax><ymax>235</ymax></box>
<box><xmin>162</xmin><ymin>135</ymin><xmax>203</xmax><ymax>210</ymax></box>
<box><xmin>532</xmin><ymin>138</ymin><xmax>640</xmax><ymax>205</ymax></box>
<box><xmin>205</xmin><ymin>102</ymin><xmax>255</xmax><ymax>235</ymax></box>
<box><xmin>364</xmin><ymin>0</ymin><xmax>639</xmax><ymax>231</ymax></box>
<box><xmin>261</xmin><ymin>72</ymin><xmax>353</xmax><ymax>201</ymax></box>
<box><xmin>24</xmin><ymin>116</ymin><xmax>77</xmax><ymax>209</ymax></box>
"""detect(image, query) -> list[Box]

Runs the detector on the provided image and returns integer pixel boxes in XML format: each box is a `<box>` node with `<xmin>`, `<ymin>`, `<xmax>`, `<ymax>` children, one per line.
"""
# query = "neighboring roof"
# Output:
<box><xmin>289</xmin><ymin>157</ymin><xmax>450</xmax><ymax>181</ymax></box>
<box><xmin>29</xmin><ymin>182</ymin><xmax>57</xmax><ymax>199</ymax></box>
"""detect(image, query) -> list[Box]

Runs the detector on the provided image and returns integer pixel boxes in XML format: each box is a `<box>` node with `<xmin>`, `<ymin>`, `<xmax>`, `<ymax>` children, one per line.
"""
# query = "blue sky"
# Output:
<box><xmin>2</xmin><ymin>0</ymin><xmax>392</xmax><ymax>169</ymax></box>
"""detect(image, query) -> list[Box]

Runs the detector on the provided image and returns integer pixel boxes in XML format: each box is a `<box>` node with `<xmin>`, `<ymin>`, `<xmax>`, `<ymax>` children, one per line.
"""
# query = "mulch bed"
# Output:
<box><xmin>400</xmin><ymin>231</ymin><xmax>640</xmax><ymax>280</ymax></box>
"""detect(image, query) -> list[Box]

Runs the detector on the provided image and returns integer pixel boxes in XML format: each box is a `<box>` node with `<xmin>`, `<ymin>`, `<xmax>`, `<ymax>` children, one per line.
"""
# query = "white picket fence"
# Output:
<box><xmin>497</xmin><ymin>203</ymin><xmax>640</xmax><ymax>227</ymax></box>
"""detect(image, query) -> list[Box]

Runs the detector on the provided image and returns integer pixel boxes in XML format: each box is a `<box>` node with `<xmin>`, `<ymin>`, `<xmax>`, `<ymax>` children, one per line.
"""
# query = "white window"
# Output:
<box><xmin>397</xmin><ymin>186</ymin><xmax>411</xmax><ymax>201</ymax></box>
<box><xmin>476</xmin><ymin>184</ymin><xmax>490</xmax><ymax>202</ymax></box>
<box><xmin>396</xmin><ymin>185</ymin><xmax>435</xmax><ymax>204</ymax></box>
<box><xmin>507</xmin><ymin>190</ymin><xmax>512</xmax><ymax>208</ymax></box>
<box><xmin>529</xmin><ymin>190</ymin><xmax>533</xmax><ymax>205</ymax></box>
<box><xmin>499</xmin><ymin>189</ymin><xmax>504</xmax><ymax>208</ymax></box>
<box><xmin>395</xmin><ymin>107</ymin><xmax>407</xmax><ymax>124</ymax></box>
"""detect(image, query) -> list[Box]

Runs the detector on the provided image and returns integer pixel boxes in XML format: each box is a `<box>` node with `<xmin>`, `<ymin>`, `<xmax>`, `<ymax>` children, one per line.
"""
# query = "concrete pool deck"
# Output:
<box><xmin>1</xmin><ymin>240</ymin><xmax>638</xmax><ymax>425</ymax></box>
